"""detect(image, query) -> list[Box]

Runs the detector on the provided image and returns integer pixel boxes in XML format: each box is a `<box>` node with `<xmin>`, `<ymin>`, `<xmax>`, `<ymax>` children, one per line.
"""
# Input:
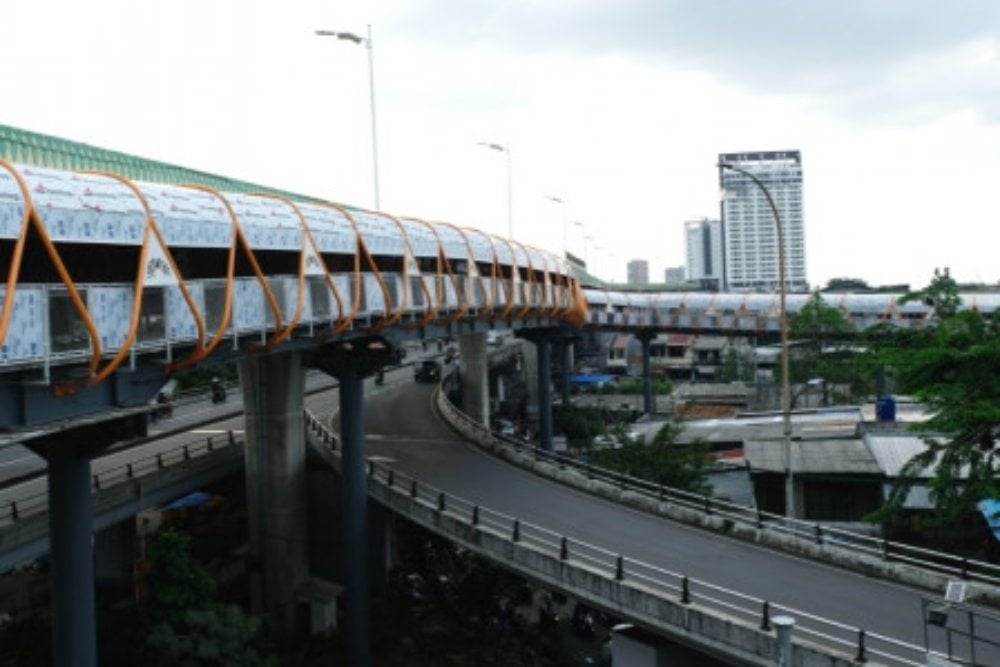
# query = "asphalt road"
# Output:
<box><xmin>2</xmin><ymin>358</ymin><xmax>992</xmax><ymax>663</ymax></box>
<box><xmin>0</xmin><ymin>366</ymin><xmax>412</xmax><ymax>518</ymax></box>
<box><xmin>362</xmin><ymin>382</ymin><xmax>994</xmax><ymax>664</ymax></box>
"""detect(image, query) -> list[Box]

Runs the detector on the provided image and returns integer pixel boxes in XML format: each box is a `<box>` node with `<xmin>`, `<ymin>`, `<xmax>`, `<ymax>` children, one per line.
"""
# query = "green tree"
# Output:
<box><xmin>174</xmin><ymin>363</ymin><xmax>238</xmax><ymax>392</ymax></box>
<box><xmin>899</xmin><ymin>267</ymin><xmax>961</xmax><ymax>317</ymax></box>
<box><xmin>720</xmin><ymin>346</ymin><xmax>754</xmax><ymax>383</ymax></box>
<box><xmin>591</xmin><ymin>422</ymin><xmax>712</xmax><ymax>495</ymax></box>
<box><xmin>554</xmin><ymin>405</ymin><xmax>606</xmax><ymax>450</ymax></box>
<box><xmin>871</xmin><ymin>269</ymin><xmax>1000</xmax><ymax>524</ymax></box>
<box><xmin>140</xmin><ymin>530</ymin><xmax>276</xmax><ymax>667</ymax></box>
<box><xmin>823</xmin><ymin>277</ymin><xmax>871</xmax><ymax>292</ymax></box>
<box><xmin>788</xmin><ymin>291</ymin><xmax>873</xmax><ymax>407</ymax></box>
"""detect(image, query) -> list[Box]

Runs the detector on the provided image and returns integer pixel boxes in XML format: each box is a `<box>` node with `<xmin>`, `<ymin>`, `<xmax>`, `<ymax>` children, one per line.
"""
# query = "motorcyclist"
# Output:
<box><xmin>211</xmin><ymin>377</ymin><xmax>226</xmax><ymax>404</ymax></box>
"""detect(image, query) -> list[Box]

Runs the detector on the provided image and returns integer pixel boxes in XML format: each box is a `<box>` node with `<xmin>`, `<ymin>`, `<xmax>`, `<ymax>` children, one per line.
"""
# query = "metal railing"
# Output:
<box><xmin>303</xmin><ymin>409</ymin><xmax>926</xmax><ymax>666</ymax></box>
<box><xmin>921</xmin><ymin>596</ymin><xmax>1000</xmax><ymax>666</ymax></box>
<box><xmin>437</xmin><ymin>389</ymin><xmax>1000</xmax><ymax>589</ymax></box>
<box><xmin>0</xmin><ymin>430</ymin><xmax>241</xmax><ymax>528</ymax></box>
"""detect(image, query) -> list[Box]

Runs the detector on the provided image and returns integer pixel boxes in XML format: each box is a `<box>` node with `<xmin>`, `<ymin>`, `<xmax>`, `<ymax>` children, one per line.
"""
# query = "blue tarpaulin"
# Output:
<box><xmin>163</xmin><ymin>491</ymin><xmax>213</xmax><ymax>511</ymax></box>
<box><xmin>570</xmin><ymin>374</ymin><xmax>618</xmax><ymax>386</ymax></box>
<box><xmin>978</xmin><ymin>499</ymin><xmax>1000</xmax><ymax>542</ymax></box>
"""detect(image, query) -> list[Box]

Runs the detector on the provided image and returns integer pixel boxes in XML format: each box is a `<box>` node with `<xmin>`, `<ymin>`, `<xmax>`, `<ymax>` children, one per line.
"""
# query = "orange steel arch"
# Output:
<box><xmin>80</xmin><ymin>170</ymin><xmax>205</xmax><ymax>388</ymax></box>
<box><xmin>345</xmin><ymin>209</ymin><xmax>404</xmax><ymax>334</ymax></box>
<box><xmin>309</xmin><ymin>201</ymin><xmax>372</xmax><ymax>334</ymax></box>
<box><xmin>0</xmin><ymin>159</ymin><xmax>36</xmax><ymax>354</ymax></box>
<box><xmin>508</xmin><ymin>238</ymin><xmax>538</xmax><ymax>321</ymax></box>
<box><xmin>490</xmin><ymin>236</ymin><xmax>520</xmax><ymax>320</ymax></box>
<box><xmin>246</xmin><ymin>192</ymin><xmax>345</xmax><ymax>347</ymax></box>
<box><xmin>166</xmin><ymin>184</ymin><xmax>282</xmax><ymax>370</ymax></box>
<box><xmin>434</xmin><ymin>222</ymin><xmax>477</xmax><ymax>324</ymax></box>
<box><xmin>449</xmin><ymin>224</ymin><xmax>493</xmax><ymax>319</ymax></box>
<box><xmin>458</xmin><ymin>227</ymin><xmax>498</xmax><ymax>320</ymax></box>
<box><xmin>0</xmin><ymin>160</ymin><xmax>103</xmax><ymax>392</ymax></box>
<box><xmin>530</xmin><ymin>247</ymin><xmax>560</xmax><ymax>319</ymax></box>
<box><xmin>364</xmin><ymin>210</ymin><xmax>412</xmax><ymax>333</ymax></box>
<box><xmin>398</xmin><ymin>217</ymin><xmax>445</xmax><ymax>331</ymax></box>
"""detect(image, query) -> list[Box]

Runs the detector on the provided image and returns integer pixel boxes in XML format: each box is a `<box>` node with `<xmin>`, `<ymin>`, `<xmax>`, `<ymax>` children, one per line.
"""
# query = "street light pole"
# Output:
<box><xmin>316</xmin><ymin>25</ymin><xmax>381</xmax><ymax>210</ymax></box>
<box><xmin>544</xmin><ymin>195</ymin><xmax>567</xmax><ymax>259</ymax></box>
<box><xmin>719</xmin><ymin>161</ymin><xmax>795</xmax><ymax>518</ymax></box>
<box><xmin>477</xmin><ymin>142</ymin><xmax>513</xmax><ymax>238</ymax></box>
<box><xmin>571</xmin><ymin>220</ymin><xmax>586</xmax><ymax>263</ymax></box>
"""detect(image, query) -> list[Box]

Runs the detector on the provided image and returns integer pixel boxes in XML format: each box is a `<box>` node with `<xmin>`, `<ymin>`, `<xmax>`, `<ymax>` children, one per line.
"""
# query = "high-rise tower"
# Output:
<box><xmin>718</xmin><ymin>151</ymin><xmax>807</xmax><ymax>292</ymax></box>
<box><xmin>684</xmin><ymin>218</ymin><xmax>723</xmax><ymax>291</ymax></box>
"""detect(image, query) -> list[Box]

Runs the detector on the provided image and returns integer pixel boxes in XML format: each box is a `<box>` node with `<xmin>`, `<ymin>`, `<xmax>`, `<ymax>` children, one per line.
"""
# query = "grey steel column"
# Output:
<box><xmin>339</xmin><ymin>367</ymin><xmax>370</xmax><ymax>667</ymax></box>
<box><xmin>537</xmin><ymin>339</ymin><xmax>553</xmax><ymax>451</ymax></box>
<box><xmin>48</xmin><ymin>445</ymin><xmax>97</xmax><ymax>667</ymax></box>
<box><xmin>560</xmin><ymin>341</ymin><xmax>572</xmax><ymax>405</ymax></box>
<box><xmin>640</xmin><ymin>335</ymin><xmax>654</xmax><ymax>415</ymax></box>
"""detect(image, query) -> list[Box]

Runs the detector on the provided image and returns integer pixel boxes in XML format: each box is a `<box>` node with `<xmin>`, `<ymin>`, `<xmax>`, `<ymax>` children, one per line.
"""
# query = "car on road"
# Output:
<box><xmin>414</xmin><ymin>359</ymin><xmax>441</xmax><ymax>383</ymax></box>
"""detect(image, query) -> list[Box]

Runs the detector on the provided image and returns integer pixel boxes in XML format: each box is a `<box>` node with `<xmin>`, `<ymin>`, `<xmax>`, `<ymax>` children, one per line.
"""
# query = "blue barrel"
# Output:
<box><xmin>876</xmin><ymin>395</ymin><xmax>896</xmax><ymax>422</ymax></box>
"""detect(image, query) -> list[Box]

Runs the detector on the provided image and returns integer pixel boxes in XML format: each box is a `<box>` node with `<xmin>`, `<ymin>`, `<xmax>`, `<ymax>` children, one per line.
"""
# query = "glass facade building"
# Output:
<box><xmin>718</xmin><ymin>150</ymin><xmax>807</xmax><ymax>292</ymax></box>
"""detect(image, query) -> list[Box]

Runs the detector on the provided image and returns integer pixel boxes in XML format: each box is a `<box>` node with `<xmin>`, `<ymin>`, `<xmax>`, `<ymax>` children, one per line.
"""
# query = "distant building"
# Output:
<box><xmin>626</xmin><ymin>259</ymin><xmax>649</xmax><ymax>285</ymax></box>
<box><xmin>663</xmin><ymin>266</ymin><xmax>685</xmax><ymax>284</ymax></box>
<box><xmin>684</xmin><ymin>218</ymin><xmax>723</xmax><ymax>291</ymax></box>
<box><xmin>719</xmin><ymin>150</ymin><xmax>807</xmax><ymax>292</ymax></box>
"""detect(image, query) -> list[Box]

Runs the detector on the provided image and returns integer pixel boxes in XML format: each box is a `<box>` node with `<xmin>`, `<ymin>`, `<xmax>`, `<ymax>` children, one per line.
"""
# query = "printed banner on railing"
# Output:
<box><xmin>143</xmin><ymin>232</ymin><xmax>179</xmax><ymax>287</ymax></box>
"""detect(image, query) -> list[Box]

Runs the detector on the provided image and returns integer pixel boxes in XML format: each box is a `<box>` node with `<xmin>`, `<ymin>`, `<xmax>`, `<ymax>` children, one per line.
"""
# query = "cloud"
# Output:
<box><xmin>384</xmin><ymin>1</ymin><xmax>1000</xmax><ymax>126</ymax></box>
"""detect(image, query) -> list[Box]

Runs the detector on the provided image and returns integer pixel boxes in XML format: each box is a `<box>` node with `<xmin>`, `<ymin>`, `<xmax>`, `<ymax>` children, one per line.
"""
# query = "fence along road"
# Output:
<box><xmin>352</xmin><ymin>381</ymin><xmax>999</xmax><ymax>666</ymax></box>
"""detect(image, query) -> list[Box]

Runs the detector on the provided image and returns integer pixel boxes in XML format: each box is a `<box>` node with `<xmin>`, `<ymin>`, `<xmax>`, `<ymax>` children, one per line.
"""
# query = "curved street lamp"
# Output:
<box><xmin>477</xmin><ymin>142</ymin><xmax>513</xmax><ymax>238</ymax></box>
<box><xmin>544</xmin><ymin>195</ymin><xmax>568</xmax><ymax>259</ymax></box>
<box><xmin>719</xmin><ymin>161</ymin><xmax>795</xmax><ymax>518</ymax></box>
<box><xmin>316</xmin><ymin>25</ymin><xmax>380</xmax><ymax>210</ymax></box>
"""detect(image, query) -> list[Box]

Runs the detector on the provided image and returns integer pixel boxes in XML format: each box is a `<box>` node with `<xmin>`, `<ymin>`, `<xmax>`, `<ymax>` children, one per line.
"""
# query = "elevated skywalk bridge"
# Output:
<box><xmin>4</xmin><ymin>123</ymin><xmax>1000</xmax><ymax>666</ymax></box>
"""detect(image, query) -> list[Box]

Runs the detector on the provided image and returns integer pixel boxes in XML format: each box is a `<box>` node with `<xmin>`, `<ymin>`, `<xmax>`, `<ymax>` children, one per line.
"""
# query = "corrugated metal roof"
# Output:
<box><xmin>864</xmin><ymin>433</ymin><xmax>938</xmax><ymax>477</ymax></box>
<box><xmin>677</xmin><ymin>409</ymin><xmax>860</xmax><ymax>445</ymax></box>
<box><xmin>0</xmin><ymin>123</ymin><xmax>324</xmax><ymax>204</ymax></box>
<box><xmin>746</xmin><ymin>437</ymin><xmax>881</xmax><ymax>475</ymax></box>
<box><xmin>610</xmin><ymin>334</ymin><xmax>631</xmax><ymax>349</ymax></box>
<box><xmin>692</xmin><ymin>336</ymin><xmax>727</xmax><ymax>350</ymax></box>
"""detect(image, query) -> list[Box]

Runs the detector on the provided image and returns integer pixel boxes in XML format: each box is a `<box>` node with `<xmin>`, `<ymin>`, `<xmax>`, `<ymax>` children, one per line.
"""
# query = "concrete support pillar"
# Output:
<box><xmin>338</xmin><ymin>367</ymin><xmax>371</xmax><ymax>667</ymax></box>
<box><xmin>239</xmin><ymin>351</ymin><xmax>309</xmax><ymax>639</ymax></box>
<box><xmin>536</xmin><ymin>339</ymin><xmax>553</xmax><ymax>451</ymax></box>
<box><xmin>639</xmin><ymin>335</ymin><xmax>654</xmax><ymax>415</ymax></box>
<box><xmin>459</xmin><ymin>332</ymin><xmax>489</xmax><ymax>427</ymax></box>
<box><xmin>48</xmin><ymin>444</ymin><xmax>97</xmax><ymax>667</ymax></box>
<box><xmin>371</xmin><ymin>502</ymin><xmax>398</xmax><ymax>583</ymax></box>
<box><xmin>95</xmin><ymin>519</ymin><xmax>136</xmax><ymax>589</ymax></box>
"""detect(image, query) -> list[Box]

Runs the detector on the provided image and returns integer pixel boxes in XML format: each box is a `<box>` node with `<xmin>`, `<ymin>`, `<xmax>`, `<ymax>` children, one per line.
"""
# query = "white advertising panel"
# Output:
<box><xmin>139</xmin><ymin>183</ymin><xmax>232</xmax><ymax>248</ymax></box>
<box><xmin>399</xmin><ymin>219</ymin><xmax>439</xmax><ymax>258</ymax></box>
<box><xmin>21</xmin><ymin>166</ymin><xmax>145</xmax><ymax>245</ymax></box>
<box><xmin>298</xmin><ymin>203</ymin><xmax>357</xmax><ymax>255</ymax></box>
<box><xmin>352</xmin><ymin>211</ymin><xmax>405</xmax><ymax>257</ymax></box>
<box><xmin>0</xmin><ymin>167</ymin><xmax>25</xmax><ymax>239</ymax></box>
<box><xmin>227</xmin><ymin>194</ymin><xmax>301</xmax><ymax>251</ymax></box>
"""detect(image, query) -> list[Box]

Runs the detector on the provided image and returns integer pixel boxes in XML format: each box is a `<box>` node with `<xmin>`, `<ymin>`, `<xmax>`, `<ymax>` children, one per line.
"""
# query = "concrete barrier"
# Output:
<box><xmin>432</xmin><ymin>387</ymin><xmax>1000</xmax><ymax>607</ymax></box>
<box><xmin>305</xmin><ymin>422</ymin><xmax>868</xmax><ymax>666</ymax></box>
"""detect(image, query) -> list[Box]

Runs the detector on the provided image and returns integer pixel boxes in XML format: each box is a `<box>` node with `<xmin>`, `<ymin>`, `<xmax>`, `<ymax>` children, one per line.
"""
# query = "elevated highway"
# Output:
<box><xmin>2</xmin><ymin>125</ymin><xmax>998</xmax><ymax>665</ymax></box>
<box><xmin>349</xmin><ymin>381</ymin><xmax>996</xmax><ymax>665</ymax></box>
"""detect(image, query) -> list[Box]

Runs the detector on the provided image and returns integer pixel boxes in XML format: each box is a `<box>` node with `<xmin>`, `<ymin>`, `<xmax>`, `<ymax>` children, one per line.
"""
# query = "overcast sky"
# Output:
<box><xmin>3</xmin><ymin>1</ymin><xmax>999</xmax><ymax>287</ymax></box>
